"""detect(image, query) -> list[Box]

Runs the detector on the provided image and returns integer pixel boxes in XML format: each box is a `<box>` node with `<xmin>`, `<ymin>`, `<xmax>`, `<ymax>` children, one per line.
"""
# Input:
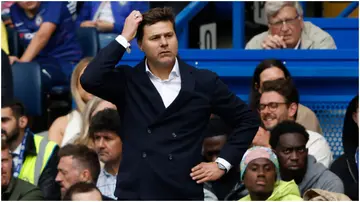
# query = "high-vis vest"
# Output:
<box><xmin>18</xmin><ymin>135</ymin><xmax>57</xmax><ymax>185</ymax></box>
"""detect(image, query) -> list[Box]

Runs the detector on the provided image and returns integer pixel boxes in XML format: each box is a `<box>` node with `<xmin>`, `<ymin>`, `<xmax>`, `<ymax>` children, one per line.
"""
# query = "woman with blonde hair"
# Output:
<box><xmin>49</xmin><ymin>57</ymin><xmax>94</xmax><ymax>146</ymax></box>
<box><xmin>74</xmin><ymin>96</ymin><xmax>117</xmax><ymax>148</ymax></box>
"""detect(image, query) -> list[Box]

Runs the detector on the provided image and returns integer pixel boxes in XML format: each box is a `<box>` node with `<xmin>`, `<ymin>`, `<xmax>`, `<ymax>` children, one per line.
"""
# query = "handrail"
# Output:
<box><xmin>232</xmin><ymin>2</ymin><xmax>245</xmax><ymax>49</ymax></box>
<box><xmin>175</xmin><ymin>2</ymin><xmax>208</xmax><ymax>48</ymax></box>
<box><xmin>337</xmin><ymin>1</ymin><xmax>359</xmax><ymax>17</ymax></box>
<box><xmin>175</xmin><ymin>2</ymin><xmax>208</xmax><ymax>31</ymax></box>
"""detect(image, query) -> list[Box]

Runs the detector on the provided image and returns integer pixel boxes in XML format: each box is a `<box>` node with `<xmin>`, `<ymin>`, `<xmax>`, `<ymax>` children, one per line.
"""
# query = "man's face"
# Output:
<box><xmin>275</xmin><ymin>133</ymin><xmax>308</xmax><ymax>175</ymax></box>
<box><xmin>203</xmin><ymin>135</ymin><xmax>227</xmax><ymax>162</ymax></box>
<box><xmin>138</xmin><ymin>21</ymin><xmax>178</xmax><ymax>68</ymax></box>
<box><xmin>56</xmin><ymin>156</ymin><xmax>83</xmax><ymax>198</ymax></box>
<box><xmin>17</xmin><ymin>2</ymin><xmax>40</xmax><ymax>11</ymax></box>
<box><xmin>268</xmin><ymin>6</ymin><xmax>303</xmax><ymax>48</ymax></box>
<box><xmin>1</xmin><ymin>107</ymin><xmax>21</xmax><ymax>145</ymax></box>
<box><xmin>259</xmin><ymin>92</ymin><xmax>296</xmax><ymax>130</ymax></box>
<box><xmin>243</xmin><ymin>158</ymin><xmax>276</xmax><ymax>197</ymax></box>
<box><xmin>71</xmin><ymin>189</ymin><xmax>102</xmax><ymax>201</ymax></box>
<box><xmin>259</xmin><ymin>67</ymin><xmax>286</xmax><ymax>92</ymax></box>
<box><xmin>94</xmin><ymin>131</ymin><xmax>122</xmax><ymax>164</ymax></box>
<box><xmin>1</xmin><ymin>148</ymin><xmax>12</xmax><ymax>188</ymax></box>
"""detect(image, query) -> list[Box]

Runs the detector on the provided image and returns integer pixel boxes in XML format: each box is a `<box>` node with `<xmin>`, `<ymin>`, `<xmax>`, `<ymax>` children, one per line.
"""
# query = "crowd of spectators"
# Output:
<box><xmin>1</xmin><ymin>1</ymin><xmax>358</xmax><ymax>201</ymax></box>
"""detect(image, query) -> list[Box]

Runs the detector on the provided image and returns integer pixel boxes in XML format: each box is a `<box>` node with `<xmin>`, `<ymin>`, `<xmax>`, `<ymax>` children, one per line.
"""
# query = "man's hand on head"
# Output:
<box><xmin>121</xmin><ymin>10</ymin><xmax>143</xmax><ymax>42</ymax></box>
<box><xmin>261</xmin><ymin>35</ymin><xmax>287</xmax><ymax>49</ymax></box>
<box><xmin>190</xmin><ymin>162</ymin><xmax>225</xmax><ymax>184</ymax></box>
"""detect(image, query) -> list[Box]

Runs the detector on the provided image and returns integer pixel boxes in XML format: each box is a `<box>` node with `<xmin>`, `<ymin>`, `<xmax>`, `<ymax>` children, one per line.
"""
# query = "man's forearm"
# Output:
<box><xmin>20</xmin><ymin>33</ymin><xmax>50</xmax><ymax>62</ymax></box>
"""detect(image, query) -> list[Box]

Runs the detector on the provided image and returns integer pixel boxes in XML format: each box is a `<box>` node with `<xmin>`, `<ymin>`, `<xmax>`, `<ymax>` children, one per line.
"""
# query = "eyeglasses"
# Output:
<box><xmin>269</xmin><ymin>14</ymin><xmax>300</xmax><ymax>28</ymax></box>
<box><xmin>258</xmin><ymin>102</ymin><xmax>287</xmax><ymax>111</ymax></box>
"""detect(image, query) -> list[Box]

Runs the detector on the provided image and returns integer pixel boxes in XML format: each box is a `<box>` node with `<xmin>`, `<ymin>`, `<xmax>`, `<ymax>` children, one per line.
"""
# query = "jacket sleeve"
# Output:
<box><xmin>38</xmin><ymin>145</ymin><xmax>61</xmax><ymax>200</ymax></box>
<box><xmin>80</xmin><ymin>40</ymin><xmax>130</xmax><ymax>105</ymax></box>
<box><xmin>210</xmin><ymin>73</ymin><xmax>260</xmax><ymax>166</ymax></box>
<box><xmin>321</xmin><ymin>171</ymin><xmax>345</xmax><ymax>194</ymax></box>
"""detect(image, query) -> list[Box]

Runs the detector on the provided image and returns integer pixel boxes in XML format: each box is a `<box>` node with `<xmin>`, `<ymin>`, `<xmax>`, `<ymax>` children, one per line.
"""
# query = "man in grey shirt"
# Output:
<box><xmin>269</xmin><ymin>121</ymin><xmax>344</xmax><ymax>195</ymax></box>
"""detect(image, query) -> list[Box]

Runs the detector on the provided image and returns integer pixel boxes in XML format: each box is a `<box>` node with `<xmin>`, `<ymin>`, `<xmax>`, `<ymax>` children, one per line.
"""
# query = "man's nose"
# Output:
<box><xmin>160</xmin><ymin>36</ymin><xmax>168</xmax><ymax>47</ymax></box>
<box><xmin>290</xmin><ymin>151</ymin><xmax>299</xmax><ymax>161</ymax></box>
<box><xmin>281</xmin><ymin>22</ymin><xmax>289</xmax><ymax>31</ymax></box>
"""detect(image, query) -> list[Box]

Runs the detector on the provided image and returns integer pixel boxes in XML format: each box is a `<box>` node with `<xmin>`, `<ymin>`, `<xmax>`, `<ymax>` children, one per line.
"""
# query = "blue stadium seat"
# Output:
<box><xmin>12</xmin><ymin>62</ymin><xmax>42</xmax><ymax>116</ymax></box>
<box><xmin>76</xmin><ymin>27</ymin><xmax>100</xmax><ymax>57</ymax></box>
<box><xmin>6</xmin><ymin>27</ymin><xmax>23</xmax><ymax>57</ymax></box>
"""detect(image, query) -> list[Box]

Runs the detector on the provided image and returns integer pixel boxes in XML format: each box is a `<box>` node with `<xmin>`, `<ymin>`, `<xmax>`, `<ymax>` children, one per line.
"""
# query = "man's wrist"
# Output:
<box><xmin>116</xmin><ymin>35</ymin><xmax>131</xmax><ymax>53</ymax></box>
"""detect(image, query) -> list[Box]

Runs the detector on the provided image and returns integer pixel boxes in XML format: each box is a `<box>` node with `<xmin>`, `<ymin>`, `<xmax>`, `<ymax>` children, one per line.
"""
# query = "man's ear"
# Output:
<box><xmin>79</xmin><ymin>169</ymin><xmax>92</xmax><ymax>182</ymax></box>
<box><xmin>288</xmin><ymin>103</ymin><xmax>298</xmax><ymax>119</ymax></box>
<box><xmin>18</xmin><ymin>116</ymin><xmax>28</xmax><ymax>129</ymax></box>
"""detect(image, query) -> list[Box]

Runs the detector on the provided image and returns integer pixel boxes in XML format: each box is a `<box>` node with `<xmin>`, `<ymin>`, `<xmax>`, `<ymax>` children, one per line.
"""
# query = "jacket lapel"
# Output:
<box><xmin>132</xmin><ymin>59</ymin><xmax>166</xmax><ymax>115</ymax></box>
<box><xmin>152</xmin><ymin>58</ymin><xmax>195</xmax><ymax>125</ymax></box>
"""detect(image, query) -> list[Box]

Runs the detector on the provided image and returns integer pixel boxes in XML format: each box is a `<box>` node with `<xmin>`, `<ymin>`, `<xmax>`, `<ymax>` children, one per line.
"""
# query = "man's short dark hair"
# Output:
<box><xmin>269</xmin><ymin>120</ymin><xmax>310</xmax><ymax>149</ymax></box>
<box><xmin>88</xmin><ymin>109</ymin><xmax>121</xmax><ymax>139</ymax></box>
<box><xmin>1</xmin><ymin>99</ymin><xmax>26</xmax><ymax>119</ymax></box>
<box><xmin>136</xmin><ymin>7</ymin><xmax>175</xmax><ymax>43</ymax></box>
<box><xmin>63</xmin><ymin>182</ymin><xmax>101</xmax><ymax>201</ymax></box>
<box><xmin>58</xmin><ymin>144</ymin><xmax>100</xmax><ymax>183</ymax></box>
<box><xmin>204</xmin><ymin>116</ymin><xmax>232</xmax><ymax>138</ymax></box>
<box><xmin>261</xmin><ymin>78</ymin><xmax>299</xmax><ymax>119</ymax></box>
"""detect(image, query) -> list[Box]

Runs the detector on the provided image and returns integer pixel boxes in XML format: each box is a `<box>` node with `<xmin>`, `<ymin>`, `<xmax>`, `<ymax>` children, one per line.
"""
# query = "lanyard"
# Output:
<box><xmin>12</xmin><ymin>129</ymin><xmax>30</xmax><ymax>177</ymax></box>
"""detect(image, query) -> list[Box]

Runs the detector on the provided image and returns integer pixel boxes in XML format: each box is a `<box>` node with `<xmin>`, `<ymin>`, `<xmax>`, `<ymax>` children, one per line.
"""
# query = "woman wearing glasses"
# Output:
<box><xmin>245</xmin><ymin>1</ymin><xmax>336</xmax><ymax>50</ymax></box>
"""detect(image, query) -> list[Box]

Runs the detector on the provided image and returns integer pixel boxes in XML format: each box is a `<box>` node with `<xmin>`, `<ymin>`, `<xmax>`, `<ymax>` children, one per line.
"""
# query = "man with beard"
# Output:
<box><xmin>253</xmin><ymin>79</ymin><xmax>333</xmax><ymax>168</ymax></box>
<box><xmin>1</xmin><ymin>100</ymin><xmax>60</xmax><ymax>200</ymax></box>
<box><xmin>270</xmin><ymin>121</ymin><xmax>344</xmax><ymax>195</ymax></box>
<box><xmin>89</xmin><ymin>109</ymin><xmax>122</xmax><ymax>200</ymax></box>
<box><xmin>1</xmin><ymin>135</ymin><xmax>44</xmax><ymax>200</ymax></box>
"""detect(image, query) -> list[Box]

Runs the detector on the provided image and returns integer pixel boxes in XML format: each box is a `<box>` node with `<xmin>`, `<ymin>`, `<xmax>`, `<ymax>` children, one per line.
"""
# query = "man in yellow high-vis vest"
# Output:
<box><xmin>1</xmin><ymin>100</ymin><xmax>61</xmax><ymax>200</ymax></box>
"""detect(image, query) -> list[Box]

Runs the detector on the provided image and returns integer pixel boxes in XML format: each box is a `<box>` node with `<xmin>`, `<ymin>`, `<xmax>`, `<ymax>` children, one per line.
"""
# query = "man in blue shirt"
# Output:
<box><xmin>9</xmin><ymin>1</ymin><xmax>83</xmax><ymax>86</ymax></box>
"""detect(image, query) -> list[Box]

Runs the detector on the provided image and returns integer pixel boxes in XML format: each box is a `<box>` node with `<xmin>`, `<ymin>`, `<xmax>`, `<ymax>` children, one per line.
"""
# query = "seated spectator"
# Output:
<box><xmin>330</xmin><ymin>95</ymin><xmax>359</xmax><ymax>200</ymax></box>
<box><xmin>254</xmin><ymin>79</ymin><xmax>332</xmax><ymax>167</ymax></box>
<box><xmin>245</xmin><ymin>1</ymin><xmax>336</xmax><ymax>49</ymax></box>
<box><xmin>74</xmin><ymin>96</ymin><xmax>116</xmax><ymax>148</ymax></box>
<box><xmin>89</xmin><ymin>109</ymin><xmax>122</xmax><ymax>200</ymax></box>
<box><xmin>249</xmin><ymin>59</ymin><xmax>322</xmax><ymax>135</ymax></box>
<box><xmin>1</xmin><ymin>1</ymin><xmax>14</xmax><ymax>27</ymax></box>
<box><xmin>1</xmin><ymin>49</ymin><xmax>13</xmax><ymax>104</ymax></box>
<box><xmin>55</xmin><ymin>144</ymin><xmax>100</xmax><ymax>199</ymax></box>
<box><xmin>76</xmin><ymin>1</ymin><xmax>149</xmax><ymax>48</ymax></box>
<box><xmin>1</xmin><ymin>99</ymin><xmax>60</xmax><ymax>200</ymax></box>
<box><xmin>1</xmin><ymin>136</ymin><xmax>44</xmax><ymax>200</ymax></box>
<box><xmin>9</xmin><ymin>2</ymin><xmax>83</xmax><ymax>86</ymax></box>
<box><xmin>49</xmin><ymin>57</ymin><xmax>94</xmax><ymax>146</ymax></box>
<box><xmin>239</xmin><ymin>146</ymin><xmax>302</xmax><ymax>201</ymax></box>
<box><xmin>202</xmin><ymin>116</ymin><xmax>239</xmax><ymax>200</ymax></box>
<box><xmin>63</xmin><ymin>182</ymin><xmax>102</xmax><ymax>201</ymax></box>
<box><xmin>270</xmin><ymin>121</ymin><xmax>344</xmax><ymax>195</ymax></box>
<box><xmin>303</xmin><ymin>189</ymin><xmax>351</xmax><ymax>201</ymax></box>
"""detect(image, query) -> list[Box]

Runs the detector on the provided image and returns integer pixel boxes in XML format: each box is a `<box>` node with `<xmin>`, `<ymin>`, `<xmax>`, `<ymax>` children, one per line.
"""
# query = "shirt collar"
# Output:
<box><xmin>145</xmin><ymin>58</ymin><xmax>180</xmax><ymax>80</ymax></box>
<box><xmin>101</xmin><ymin>168</ymin><xmax>117</xmax><ymax>177</ymax></box>
<box><xmin>12</xmin><ymin>142</ymin><xmax>21</xmax><ymax>156</ymax></box>
<box><xmin>294</xmin><ymin>39</ymin><xmax>301</xmax><ymax>49</ymax></box>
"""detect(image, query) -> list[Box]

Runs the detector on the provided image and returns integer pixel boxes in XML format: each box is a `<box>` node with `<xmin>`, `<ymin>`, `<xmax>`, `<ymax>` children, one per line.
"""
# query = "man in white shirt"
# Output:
<box><xmin>245</xmin><ymin>1</ymin><xmax>336</xmax><ymax>50</ymax></box>
<box><xmin>89</xmin><ymin>109</ymin><xmax>122</xmax><ymax>200</ymax></box>
<box><xmin>80</xmin><ymin>7</ymin><xmax>260</xmax><ymax>200</ymax></box>
<box><xmin>254</xmin><ymin>78</ymin><xmax>333</xmax><ymax>167</ymax></box>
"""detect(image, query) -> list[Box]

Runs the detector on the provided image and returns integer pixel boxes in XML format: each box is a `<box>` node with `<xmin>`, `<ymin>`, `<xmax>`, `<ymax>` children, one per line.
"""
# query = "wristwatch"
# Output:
<box><xmin>216</xmin><ymin>162</ymin><xmax>226</xmax><ymax>171</ymax></box>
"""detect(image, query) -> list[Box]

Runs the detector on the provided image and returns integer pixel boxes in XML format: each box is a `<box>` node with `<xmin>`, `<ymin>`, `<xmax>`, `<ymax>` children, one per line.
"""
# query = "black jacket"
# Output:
<box><xmin>330</xmin><ymin>153</ymin><xmax>358</xmax><ymax>200</ymax></box>
<box><xmin>23</xmin><ymin>132</ymin><xmax>61</xmax><ymax>200</ymax></box>
<box><xmin>81</xmin><ymin>40</ymin><xmax>260</xmax><ymax>200</ymax></box>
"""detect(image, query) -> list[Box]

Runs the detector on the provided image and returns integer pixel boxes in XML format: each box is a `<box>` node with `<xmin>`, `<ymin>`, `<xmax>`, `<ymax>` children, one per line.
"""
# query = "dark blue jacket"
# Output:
<box><xmin>80</xmin><ymin>40</ymin><xmax>260</xmax><ymax>200</ymax></box>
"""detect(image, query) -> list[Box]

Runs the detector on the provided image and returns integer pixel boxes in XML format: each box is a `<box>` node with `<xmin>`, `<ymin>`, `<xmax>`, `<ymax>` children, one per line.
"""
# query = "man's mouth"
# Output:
<box><xmin>255</xmin><ymin>179</ymin><xmax>267</xmax><ymax>186</ymax></box>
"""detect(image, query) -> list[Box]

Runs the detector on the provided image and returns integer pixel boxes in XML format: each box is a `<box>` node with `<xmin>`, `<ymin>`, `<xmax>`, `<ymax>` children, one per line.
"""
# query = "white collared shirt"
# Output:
<box><xmin>115</xmin><ymin>35</ymin><xmax>232</xmax><ymax>172</ymax></box>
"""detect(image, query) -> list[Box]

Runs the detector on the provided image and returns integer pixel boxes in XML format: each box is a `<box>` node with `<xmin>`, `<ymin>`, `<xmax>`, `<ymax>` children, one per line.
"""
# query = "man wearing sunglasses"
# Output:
<box><xmin>253</xmin><ymin>78</ymin><xmax>333</xmax><ymax>168</ymax></box>
<box><xmin>246</xmin><ymin>1</ymin><xmax>336</xmax><ymax>50</ymax></box>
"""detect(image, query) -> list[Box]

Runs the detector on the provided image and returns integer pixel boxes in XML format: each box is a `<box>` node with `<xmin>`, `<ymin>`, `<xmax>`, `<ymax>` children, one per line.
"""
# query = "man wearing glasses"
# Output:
<box><xmin>253</xmin><ymin>78</ymin><xmax>333</xmax><ymax>168</ymax></box>
<box><xmin>246</xmin><ymin>1</ymin><xmax>336</xmax><ymax>49</ymax></box>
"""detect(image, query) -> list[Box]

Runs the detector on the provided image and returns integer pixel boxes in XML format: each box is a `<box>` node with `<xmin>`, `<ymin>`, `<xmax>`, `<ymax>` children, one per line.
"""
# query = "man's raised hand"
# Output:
<box><xmin>121</xmin><ymin>10</ymin><xmax>143</xmax><ymax>42</ymax></box>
